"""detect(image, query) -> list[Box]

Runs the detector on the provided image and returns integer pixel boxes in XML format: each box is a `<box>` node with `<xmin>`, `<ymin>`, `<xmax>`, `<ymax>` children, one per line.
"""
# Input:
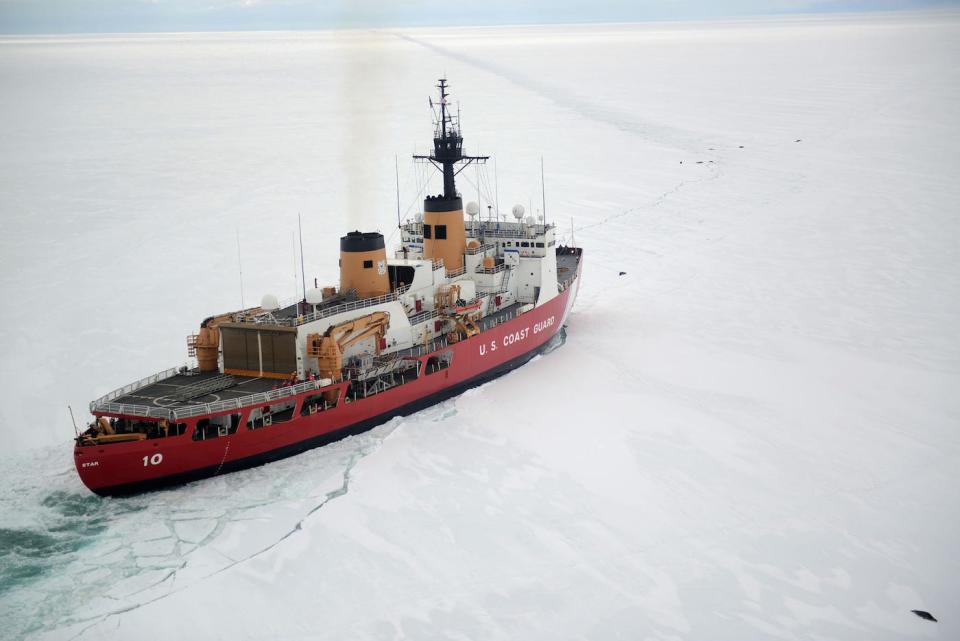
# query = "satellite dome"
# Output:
<box><xmin>261</xmin><ymin>294</ymin><xmax>279</xmax><ymax>311</ymax></box>
<box><xmin>511</xmin><ymin>204</ymin><xmax>525</xmax><ymax>220</ymax></box>
<box><xmin>466</xmin><ymin>201</ymin><xmax>480</xmax><ymax>216</ymax></box>
<box><xmin>414</xmin><ymin>212</ymin><xmax>423</xmax><ymax>223</ymax></box>
<box><xmin>525</xmin><ymin>215</ymin><xmax>536</xmax><ymax>226</ymax></box>
<box><xmin>305</xmin><ymin>288</ymin><xmax>324</xmax><ymax>305</ymax></box>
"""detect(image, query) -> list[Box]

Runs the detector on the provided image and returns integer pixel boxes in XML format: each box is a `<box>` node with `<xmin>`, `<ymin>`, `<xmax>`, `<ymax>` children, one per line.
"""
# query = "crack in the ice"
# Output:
<box><xmin>60</xmin><ymin>425</ymin><xmax>399</xmax><ymax>640</ymax></box>
<box><xmin>31</xmin><ymin>325</ymin><xmax>549</xmax><ymax>641</ymax></box>
<box><xmin>393</xmin><ymin>32</ymin><xmax>705</xmax><ymax>154</ymax></box>
<box><xmin>124</xmin><ymin>561</ymin><xmax>187</xmax><ymax>598</ymax></box>
<box><xmin>573</xmin><ymin>161</ymin><xmax>722</xmax><ymax>236</ymax></box>
<box><xmin>393</xmin><ymin>31</ymin><xmax>729</xmax><ymax>262</ymax></box>
<box><xmin>204</xmin><ymin>436</ymin><xmax>383</xmax><ymax>576</ymax></box>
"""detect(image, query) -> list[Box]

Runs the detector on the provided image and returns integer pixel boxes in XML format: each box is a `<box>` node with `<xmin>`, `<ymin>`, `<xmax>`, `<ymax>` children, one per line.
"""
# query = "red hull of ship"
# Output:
<box><xmin>75</xmin><ymin>271</ymin><xmax>580</xmax><ymax>496</ymax></box>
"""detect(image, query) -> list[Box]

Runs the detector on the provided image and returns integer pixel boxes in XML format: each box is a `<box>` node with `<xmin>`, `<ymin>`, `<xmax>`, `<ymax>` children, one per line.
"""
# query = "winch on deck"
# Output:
<box><xmin>307</xmin><ymin>311</ymin><xmax>391</xmax><ymax>399</ymax></box>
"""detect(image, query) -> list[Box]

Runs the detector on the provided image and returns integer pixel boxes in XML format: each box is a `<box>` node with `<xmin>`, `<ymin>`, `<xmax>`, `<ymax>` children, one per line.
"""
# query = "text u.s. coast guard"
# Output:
<box><xmin>479</xmin><ymin>315</ymin><xmax>555</xmax><ymax>356</ymax></box>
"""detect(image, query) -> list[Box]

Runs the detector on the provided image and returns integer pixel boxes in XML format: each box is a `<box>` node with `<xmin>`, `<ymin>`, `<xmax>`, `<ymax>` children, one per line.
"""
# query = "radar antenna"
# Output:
<box><xmin>413</xmin><ymin>78</ymin><xmax>489</xmax><ymax>200</ymax></box>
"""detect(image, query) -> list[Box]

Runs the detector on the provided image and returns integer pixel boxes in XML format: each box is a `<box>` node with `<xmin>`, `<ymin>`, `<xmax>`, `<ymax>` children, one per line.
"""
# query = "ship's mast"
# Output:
<box><xmin>414</xmin><ymin>78</ymin><xmax>488</xmax><ymax>200</ymax></box>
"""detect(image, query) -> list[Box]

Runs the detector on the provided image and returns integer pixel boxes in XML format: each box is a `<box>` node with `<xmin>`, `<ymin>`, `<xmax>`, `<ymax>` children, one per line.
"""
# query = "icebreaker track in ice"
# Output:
<box><xmin>74</xmin><ymin>78</ymin><xmax>583</xmax><ymax>496</ymax></box>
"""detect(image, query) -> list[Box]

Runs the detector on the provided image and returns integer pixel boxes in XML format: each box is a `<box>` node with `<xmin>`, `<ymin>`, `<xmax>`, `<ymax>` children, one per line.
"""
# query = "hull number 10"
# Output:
<box><xmin>142</xmin><ymin>453</ymin><xmax>163</xmax><ymax>466</ymax></box>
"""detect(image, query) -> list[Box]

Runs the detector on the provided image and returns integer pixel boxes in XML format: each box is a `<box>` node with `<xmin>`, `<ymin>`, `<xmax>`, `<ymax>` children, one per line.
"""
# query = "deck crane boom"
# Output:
<box><xmin>307</xmin><ymin>311</ymin><xmax>391</xmax><ymax>383</ymax></box>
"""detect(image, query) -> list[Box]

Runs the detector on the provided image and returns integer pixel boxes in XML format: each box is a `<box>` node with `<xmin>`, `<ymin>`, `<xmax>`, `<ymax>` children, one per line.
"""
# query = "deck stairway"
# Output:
<box><xmin>170</xmin><ymin>374</ymin><xmax>238</xmax><ymax>402</ymax></box>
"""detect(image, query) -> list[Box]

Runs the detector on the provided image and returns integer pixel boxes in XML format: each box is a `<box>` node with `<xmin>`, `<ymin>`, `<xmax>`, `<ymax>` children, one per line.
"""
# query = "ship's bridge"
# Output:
<box><xmin>401</xmin><ymin>219</ymin><xmax>556</xmax><ymax>260</ymax></box>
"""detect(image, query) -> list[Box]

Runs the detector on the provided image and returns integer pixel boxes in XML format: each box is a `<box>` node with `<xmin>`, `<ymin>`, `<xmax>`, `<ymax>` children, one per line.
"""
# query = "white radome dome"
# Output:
<box><xmin>466</xmin><ymin>201</ymin><xmax>479</xmax><ymax>216</ymax></box>
<box><xmin>261</xmin><ymin>294</ymin><xmax>279</xmax><ymax>311</ymax></box>
<box><xmin>414</xmin><ymin>212</ymin><xmax>423</xmax><ymax>223</ymax></box>
<box><xmin>512</xmin><ymin>204</ymin><xmax>525</xmax><ymax>220</ymax></box>
<box><xmin>305</xmin><ymin>288</ymin><xmax>324</xmax><ymax>305</ymax></box>
<box><xmin>525</xmin><ymin>215</ymin><xmax>536</xmax><ymax>226</ymax></box>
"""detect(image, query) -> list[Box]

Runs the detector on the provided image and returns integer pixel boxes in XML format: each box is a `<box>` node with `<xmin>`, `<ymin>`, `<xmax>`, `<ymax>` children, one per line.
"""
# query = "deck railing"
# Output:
<box><xmin>404</xmin><ymin>220</ymin><xmax>553</xmax><ymax>239</ymax></box>
<box><xmin>93</xmin><ymin>402</ymin><xmax>173</xmax><ymax>419</ymax></box>
<box><xmin>171</xmin><ymin>379</ymin><xmax>323</xmax><ymax>419</ymax></box>
<box><xmin>475</xmin><ymin>263</ymin><xmax>507</xmax><ymax>275</ymax></box>
<box><xmin>89</xmin><ymin>367</ymin><xmax>180</xmax><ymax>413</ymax></box>
<box><xmin>297</xmin><ymin>290</ymin><xmax>398</xmax><ymax>326</ymax></box>
<box><xmin>408</xmin><ymin>308</ymin><xmax>440</xmax><ymax>326</ymax></box>
<box><xmin>476</xmin><ymin>285</ymin><xmax>511</xmax><ymax>295</ymax></box>
<box><xmin>445</xmin><ymin>266</ymin><xmax>466</xmax><ymax>278</ymax></box>
<box><xmin>91</xmin><ymin>378</ymin><xmax>326</xmax><ymax>421</ymax></box>
<box><xmin>474</xmin><ymin>221</ymin><xmax>552</xmax><ymax>238</ymax></box>
<box><xmin>241</xmin><ymin>285</ymin><xmax>408</xmax><ymax>328</ymax></box>
<box><xmin>465</xmin><ymin>242</ymin><xmax>496</xmax><ymax>255</ymax></box>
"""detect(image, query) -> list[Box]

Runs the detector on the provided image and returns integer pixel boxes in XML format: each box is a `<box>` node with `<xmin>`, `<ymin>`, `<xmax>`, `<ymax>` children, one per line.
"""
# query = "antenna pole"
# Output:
<box><xmin>440</xmin><ymin>78</ymin><xmax>447</xmax><ymax>138</ymax></box>
<box><xmin>494</xmin><ymin>157</ymin><xmax>500</xmax><ymax>221</ymax></box>
<box><xmin>541</xmin><ymin>156</ymin><xmax>547</xmax><ymax>227</ymax></box>
<box><xmin>413</xmin><ymin>78</ymin><xmax>488</xmax><ymax>200</ymax></box>
<box><xmin>395</xmin><ymin>155</ymin><xmax>401</xmax><ymax>230</ymax></box>
<box><xmin>236</xmin><ymin>228</ymin><xmax>245</xmax><ymax>309</ymax></box>
<box><xmin>298</xmin><ymin>213</ymin><xmax>306</xmax><ymax>302</ymax></box>
<box><xmin>476</xmin><ymin>153</ymin><xmax>481</xmax><ymax>214</ymax></box>
<box><xmin>68</xmin><ymin>405</ymin><xmax>79</xmax><ymax>437</ymax></box>
<box><xmin>292</xmin><ymin>231</ymin><xmax>298</xmax><ymax>300</ymax></box>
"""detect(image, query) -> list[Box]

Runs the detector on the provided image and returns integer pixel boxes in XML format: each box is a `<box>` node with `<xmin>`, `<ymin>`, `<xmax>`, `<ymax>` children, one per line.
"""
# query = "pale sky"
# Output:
<box><xmin>0</xmin><ymin>0</ymin><xmax>956</xmax><ymax>34</ymax></box>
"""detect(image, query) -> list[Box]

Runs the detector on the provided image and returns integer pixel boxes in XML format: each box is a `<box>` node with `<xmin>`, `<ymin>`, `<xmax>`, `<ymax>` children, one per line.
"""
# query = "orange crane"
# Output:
<box><xmin>187</xmin><ymin>307</ymin><xmax>263</xmax><ymax>372</ymax></box>
<box><xmin>307</xmin><ymin>311</ymin><xmax>391</xmax><ymax>386</ymax></box>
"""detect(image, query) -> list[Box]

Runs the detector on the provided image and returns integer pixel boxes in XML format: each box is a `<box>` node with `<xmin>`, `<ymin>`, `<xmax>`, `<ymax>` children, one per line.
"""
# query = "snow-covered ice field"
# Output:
<box><xmin>1</xmin><ymin>11</ymin><xmax>959</xmax><ymax>640</ymax></box>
